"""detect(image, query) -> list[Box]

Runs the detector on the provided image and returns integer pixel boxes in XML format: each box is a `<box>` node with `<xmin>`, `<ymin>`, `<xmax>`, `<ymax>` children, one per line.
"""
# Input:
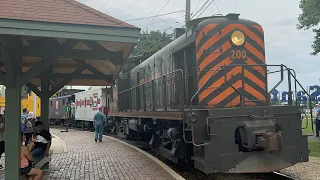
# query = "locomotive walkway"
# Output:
<box><xmin>0</xmin><ymin>128</ymin><xmax>184</xmax><ymax>180</ymax></box>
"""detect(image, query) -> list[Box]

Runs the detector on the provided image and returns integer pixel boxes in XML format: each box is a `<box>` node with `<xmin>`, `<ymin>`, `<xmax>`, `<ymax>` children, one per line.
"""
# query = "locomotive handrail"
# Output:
<box><xmin>118</xmin><ymin>69</ymin><xmax>184</xmax><ymax>111</ymax></box>
<box><xmin>206</xmin><ymin>117</ymin><xmax>217</xmax><ymax>136</ymax></box>
<box><xmin>223</xmin><ymin>65</ymin><xmax>244</xmax><ymax>107</ymax></box>
<box><xmin>287</xmin><ymin>68</ymin><xmax>314</xmax><ymax>134</ymax></box>
<box><xmin>118</xmin><ymin>69</ymin><xmax>184</xmax><ymax>94</ymax></box>
<box><xmin>191</xmin><ymin>64</ymin><xmax>279</xmax><ymax>109</ymax></box>
<box><xmin>189</xmin><ymin>66</ymin><xmax>223</xmax><ymax>109</ymax></box>
<box><xmin>185</xmin><ymin>66</ymin><xmax>223</xmax><ymax>146</ymax></box>
<box><xmin>187</xmin><ymin>64</ymin><xmax>269</xmax><ymax>146</ymax></box>
<box><xmin>186</xmin><ymin>63</ymin><xmax>313</xmax><ymax>146</ymax></box>
<box><xmin>290</xmin><ymin>69</ymin><xmax>298</xmax><ymax>106</ymax></box>
<box><xmin>301</xmin><ymin>110</ymin><xmax>309</xmax><ymax>130</ymax></box>
<box><xmin>267</xmin><ymin>65</ymin><xmax>285</xmax><ymax>96</ymax></box>
<box><xmin>272</xmin><ymin>64</ymin><xmax>313</xmax><ymax>133</ymax></box>
<box><xmin>267</xmin><ymin>64</ymin><xmax>313</xmax><ymax>134</ymax></box>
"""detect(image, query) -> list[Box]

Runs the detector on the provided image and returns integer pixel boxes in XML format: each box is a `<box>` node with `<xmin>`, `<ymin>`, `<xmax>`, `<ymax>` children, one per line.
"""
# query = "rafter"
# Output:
<box><xmin>22</xmin><ymin>63</ymin><xmax>79</xmax><ymax>68</ymax></box>
<box><xmin>48</xmin><ymin>66</ymin><xmax>87</xmax><ymax>97</ymax></box>
<box><xmin>22</xmin><ymin>38</ymin><xmax>123</xmax><ymax>64</ymax></box>
<box><xmin>35</xmin><ymin>73</ymin><xmax>113</xmax><ymax>81</ymax></box>
<box><xmin>74</xmin><ymin>59</ymin><xmax>106</xmax><ymax>76</ymax></box>
<box><xmin>25</xmin><ymin>82</ymin><xmax>42</xmax><ymax>97</ymax></box>
<box><xmin>20</xmin><ymin>56</ymin><xmax>57</xmax><ymax>86</ymax></box>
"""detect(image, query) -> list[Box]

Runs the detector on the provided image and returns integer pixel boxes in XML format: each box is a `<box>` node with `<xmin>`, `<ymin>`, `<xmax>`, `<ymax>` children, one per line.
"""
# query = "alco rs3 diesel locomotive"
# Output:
<box><xmin>109</xmin><ymin>13</ymin><xmax>310</xmax><ymax>174</ymax></box>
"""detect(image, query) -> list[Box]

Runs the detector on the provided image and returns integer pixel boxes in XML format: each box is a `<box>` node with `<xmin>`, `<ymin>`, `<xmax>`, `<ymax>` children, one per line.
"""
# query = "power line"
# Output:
<box><xmin>163</xmin><ymin>21</ymin><xmax>184</xmax><ymax>32</ymax></box>
<box><xmin>149</xmin><ymin>14</ymin><xmax>184</xmax><ymax>25</ymax></box>
<box><xmin>111</xmin><ymin>0</ymin><xmax>121</xmax><ymax>6</ymax></box>
<box><xmin>98</xmin><ymin>0</ymin><xmax>109</xmax><ymax>11</ymax></box>
<box><xmin>144</xmin><ymin>0</ymin><xmax>170</xmax><ymax>30</ymax></box>
<box><xmin>131</xmin><ymin>0</ymin><xmax>173</xmax><ymax>25</ymax></box>
<box><xmin>213</xmin><ymin>0</ymin><xmax>221</xmax><ymax>14</ymax></box>
<box><xmin>143</xmin><ymin>0</ymin><xmax>170</xmax><ymax>18</ymax></box>
<box><xmin>123</xmin><ymin>0</ymin><xmax>141</xmax><ymax>12</ymax></box>
<box><xmin>191</xmin><ymin>0</ymin><xmax>202</xmax><ymax>16</ymax></box>
<box><xmin>191</xmin><ymin>0</ymin><xmax>210</xmax><ymax>19</ymax></box>
<box><xmin>196</xmin><ymin>0</ymin><xmax>216</xmax><ymax>18</ymax></box>
<box><xmin>125</xmin><ymin>10</ymin><xmax>184</xmax><ymax>21</ymax></box>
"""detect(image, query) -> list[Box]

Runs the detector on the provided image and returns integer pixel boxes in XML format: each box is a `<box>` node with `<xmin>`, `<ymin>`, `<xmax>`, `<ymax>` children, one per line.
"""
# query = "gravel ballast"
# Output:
<box><xmin>280</xmin><ymin>156</ymin><xmax>320</xmax><ymax>180</ymax></box>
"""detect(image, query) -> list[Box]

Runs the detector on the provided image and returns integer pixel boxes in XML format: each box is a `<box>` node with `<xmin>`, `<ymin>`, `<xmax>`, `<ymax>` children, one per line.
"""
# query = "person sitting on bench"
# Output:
<box><xmin>32</xmin><ymin>121</ymin><xmax>52</xmax><ymax>157</ymax></box>
<box><xmin>21</xmin><ymin>132</ymin><xmax>43</xmax><ymax>179</ymax></box>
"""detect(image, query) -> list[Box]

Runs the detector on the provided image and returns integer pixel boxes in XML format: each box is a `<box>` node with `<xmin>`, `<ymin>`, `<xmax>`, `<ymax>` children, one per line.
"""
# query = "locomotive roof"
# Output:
<box><xmin>131</xmin><ymin>14</ymin><xmax>261</xmax><ymax>72</ymax></box>
<box><xmin>131</xmin><ymin>31</ymin><xmax>187</xmax><ymax>71</ymax></box>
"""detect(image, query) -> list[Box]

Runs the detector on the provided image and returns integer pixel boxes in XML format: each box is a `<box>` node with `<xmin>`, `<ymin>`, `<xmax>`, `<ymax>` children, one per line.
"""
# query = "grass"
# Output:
<box><xmin>309</xmin><ymin>140</ymin><xmax>320</xmax><ymax>157</ymax></box>
<box><xmin>301</xmin><ymin>118</ymin><xmax>320</xmax><ymax>157</ymax></box>
<box><xmin>302</xmin><ymin>117</ymin><xmax>313</xmax><ymax>135</ymax></box>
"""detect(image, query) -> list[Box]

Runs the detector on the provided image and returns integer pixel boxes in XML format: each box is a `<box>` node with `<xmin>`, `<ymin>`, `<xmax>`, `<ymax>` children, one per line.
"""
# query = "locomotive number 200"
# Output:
<box><xmin>230</xmin><ymin>50</ymin><xmax>247</xmax><ymax>60</ymax></box>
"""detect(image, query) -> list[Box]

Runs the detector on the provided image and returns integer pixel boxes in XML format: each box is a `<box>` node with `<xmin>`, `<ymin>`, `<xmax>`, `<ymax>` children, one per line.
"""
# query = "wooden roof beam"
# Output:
<box><xmin>35</xmin><ymin>73</ymin><xmax>113</xmax><ymax>81</ymax></box>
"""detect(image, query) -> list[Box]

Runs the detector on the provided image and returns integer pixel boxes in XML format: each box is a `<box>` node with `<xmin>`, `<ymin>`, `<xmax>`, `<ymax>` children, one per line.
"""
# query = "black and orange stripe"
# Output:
<box><xmin>196</xmin><ymin>22</ymin><xmax>267</xmax><ymax>107</ymax></box>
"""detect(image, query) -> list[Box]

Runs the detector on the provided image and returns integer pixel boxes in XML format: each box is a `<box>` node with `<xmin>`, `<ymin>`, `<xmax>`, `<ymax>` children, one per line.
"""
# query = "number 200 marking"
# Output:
<box><xmin>231</xmin><ymin>50</ymin><xmax>247</xmax><ymax>60</ymax></box>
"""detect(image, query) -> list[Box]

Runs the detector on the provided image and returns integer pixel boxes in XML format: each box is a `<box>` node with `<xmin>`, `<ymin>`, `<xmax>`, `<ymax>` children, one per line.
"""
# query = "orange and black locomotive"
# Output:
<box><xmin>109</xmin><ymin>14</ymin><xmax>309</xmax><ymax>174</ymax></box>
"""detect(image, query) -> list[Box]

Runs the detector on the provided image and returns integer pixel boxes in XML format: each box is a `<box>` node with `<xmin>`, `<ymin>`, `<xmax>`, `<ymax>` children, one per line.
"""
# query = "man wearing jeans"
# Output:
<box><xmin>32</xmin><ymin>121</ymin><xmax>52</xmax><ymax>157</ymax></box>
<box><xmin>93</xmin><ymin>107</ymin><xmax>106</xmax><ymax>142</ymax></box>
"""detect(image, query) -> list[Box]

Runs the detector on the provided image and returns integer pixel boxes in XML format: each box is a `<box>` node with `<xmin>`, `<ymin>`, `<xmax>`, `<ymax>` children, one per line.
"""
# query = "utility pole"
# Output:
<box><xmin>185</xmin><ymin>0</ymin><xmax>191</xmax><ymax>25</ymax></box>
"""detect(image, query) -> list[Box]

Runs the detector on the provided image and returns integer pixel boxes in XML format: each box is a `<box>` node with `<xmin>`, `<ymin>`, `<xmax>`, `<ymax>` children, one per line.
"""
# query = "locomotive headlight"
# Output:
<box><xmin>231</xmin><ymin>31</ymin><xmax>245</xmax><ymax>46</ymax></box>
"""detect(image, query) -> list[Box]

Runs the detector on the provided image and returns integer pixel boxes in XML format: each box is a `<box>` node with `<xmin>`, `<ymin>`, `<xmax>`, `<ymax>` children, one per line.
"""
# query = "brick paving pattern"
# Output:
<box><xmin>0</xmin><ymin>128</ymin><xmax>176</xmax><ymax>180</ymax></box>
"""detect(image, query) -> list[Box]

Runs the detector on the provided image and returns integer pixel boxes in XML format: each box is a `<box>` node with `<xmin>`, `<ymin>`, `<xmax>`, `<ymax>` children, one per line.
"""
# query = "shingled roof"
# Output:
<box><xmin>0</xmin><ymin>0</ymin><xmax>136</xmax><ymax>28</ymax></box>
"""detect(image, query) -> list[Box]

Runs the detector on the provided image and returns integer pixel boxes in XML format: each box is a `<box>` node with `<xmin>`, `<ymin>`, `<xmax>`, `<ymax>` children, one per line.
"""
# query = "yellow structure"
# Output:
<box><xmin>21</xmin><ymin>92</ymin><xmax>41</xmax><ymax>117</ymax></box>
<box><xmin>0</xmin><ymin>92</ymin><xmax>41</xmax><ymax>117</ymax></box>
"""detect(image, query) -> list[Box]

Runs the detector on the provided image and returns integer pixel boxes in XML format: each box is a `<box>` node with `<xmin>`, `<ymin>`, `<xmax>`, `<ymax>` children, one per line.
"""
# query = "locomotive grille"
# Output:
<box><xmin>196</xmin><ymin>23</ymin><xmax>267</xmax><ymax>107</ymax></box>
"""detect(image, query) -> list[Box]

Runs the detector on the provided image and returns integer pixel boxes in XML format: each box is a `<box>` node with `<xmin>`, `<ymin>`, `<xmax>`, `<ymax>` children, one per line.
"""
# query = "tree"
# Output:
<box><xmin>21</xmin><ymin>85</ymin><xmax>28</xmax><ymax>98</ymax></box>
<box><xmin>297</xmin><ymin>0</ymin><xmax>320</xmax><ymax>55</ymax></box>
<box><xmin>132</xmin><ymin>30</ymin><xmax>173</xmax><ymax>58</ymax></box>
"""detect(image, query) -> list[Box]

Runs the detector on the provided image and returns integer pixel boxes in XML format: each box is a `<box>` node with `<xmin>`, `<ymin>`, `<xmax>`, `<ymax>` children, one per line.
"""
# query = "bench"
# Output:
<box><xmin>19</xmin><ymin>150</ymin><xmax>53</xmax><ymax>180</ymax></box>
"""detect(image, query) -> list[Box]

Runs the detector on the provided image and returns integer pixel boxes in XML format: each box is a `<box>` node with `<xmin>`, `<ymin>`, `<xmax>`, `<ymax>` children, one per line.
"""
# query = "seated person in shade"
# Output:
<box><xmin>32</xmin><ymin>121</ymin><xmax>52</xmax><ymax>157</ymax></box>
<box><xmin>21</xmin><ymin>131</ymin><xmax>43</xmax><ymax>179</ymax></box>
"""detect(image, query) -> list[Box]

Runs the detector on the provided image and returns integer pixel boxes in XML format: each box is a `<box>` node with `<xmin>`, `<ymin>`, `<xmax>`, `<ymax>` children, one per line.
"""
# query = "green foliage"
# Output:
<box><xmin>21</xmin><ymin>85</ymin><xmax>28</xmax><ymax>98</ymax></box>
<box><xmin>132</xmin><ymin>30</ymin><xmax>173</xmax><ymax>58</ymax></box>
<box><xmin>297</xmin><ymin>0</ymin><xmax>320</xmax><ymax>55</ymax></box>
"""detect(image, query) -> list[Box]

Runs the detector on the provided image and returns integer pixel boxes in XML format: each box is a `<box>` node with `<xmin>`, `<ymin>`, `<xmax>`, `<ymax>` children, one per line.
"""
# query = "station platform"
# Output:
<box><xmin>0</xmin><ymin>128</ymin><xmax>184</xmax><ymax>180</ymax></box>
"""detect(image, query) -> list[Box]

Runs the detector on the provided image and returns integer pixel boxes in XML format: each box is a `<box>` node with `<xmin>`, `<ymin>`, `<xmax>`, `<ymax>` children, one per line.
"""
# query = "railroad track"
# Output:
<box><xmin>54</xmin><ymin>126</ymin><xmax>296</xmax><ymax>180</ymax></box>
<box><xmin>193</xmin><ymin>170</ymin><xmax>295</xmax><ymax>180</ymax></box>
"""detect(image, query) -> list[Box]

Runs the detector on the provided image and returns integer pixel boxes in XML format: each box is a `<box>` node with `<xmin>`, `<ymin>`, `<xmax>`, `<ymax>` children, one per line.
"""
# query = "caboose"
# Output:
<box><xmin>109</xmin><ymin>14</ymin><xmax>310</xmax><ymax>174</ymax></box>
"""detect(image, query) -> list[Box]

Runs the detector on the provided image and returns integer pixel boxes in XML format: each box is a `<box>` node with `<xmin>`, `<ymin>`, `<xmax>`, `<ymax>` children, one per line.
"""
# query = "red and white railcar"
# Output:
<box><xmin>74</xmin><ymin>87</ymin><xmax>111</xmax><ymax>124</ymax></box>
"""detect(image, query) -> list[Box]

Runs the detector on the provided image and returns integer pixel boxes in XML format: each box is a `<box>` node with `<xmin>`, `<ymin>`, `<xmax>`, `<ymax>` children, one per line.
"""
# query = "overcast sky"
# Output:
<box><xmin>74</xmin><ymin>0</ymin><xmax>319</xmax><ymax>94</ymax></box>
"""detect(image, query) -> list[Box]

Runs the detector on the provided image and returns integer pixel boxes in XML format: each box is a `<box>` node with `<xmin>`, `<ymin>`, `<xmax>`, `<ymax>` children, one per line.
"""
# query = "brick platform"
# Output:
<box><xmin>1</xmin><ymin>128</ymin><xmax>179</xmax><ymax>180</ymax></box>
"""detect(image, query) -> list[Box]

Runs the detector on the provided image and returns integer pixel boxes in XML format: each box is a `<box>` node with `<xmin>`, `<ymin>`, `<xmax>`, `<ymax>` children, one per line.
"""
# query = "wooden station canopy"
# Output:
<box><xmin>0</xmin><ymin>1</ymin><xmax>141</xmax><ymax>179</ymax></box>
<box><xmin>0</xmin><ymin>0</ymin><xmax>140</xmax><ymax>87</ymax></box>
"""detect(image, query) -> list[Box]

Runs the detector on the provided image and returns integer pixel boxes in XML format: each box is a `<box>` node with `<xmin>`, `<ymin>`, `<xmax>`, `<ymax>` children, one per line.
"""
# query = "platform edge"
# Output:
<box><xmin>51</xmin><ymin>134</ymin><xmax>68</xmax><ymax>153</ymax></box>
<box><xmin>104</xmin><ymin>135</ymin><xmax>186</xmax><ymax>180</ymax></box>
